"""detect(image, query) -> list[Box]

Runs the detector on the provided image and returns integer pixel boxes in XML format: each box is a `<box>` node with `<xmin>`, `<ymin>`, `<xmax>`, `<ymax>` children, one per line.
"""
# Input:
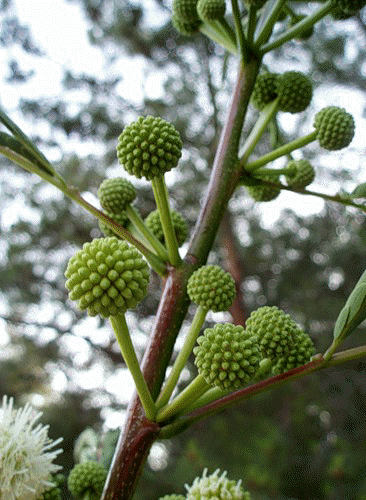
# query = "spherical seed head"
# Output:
<box><xmin>145</xmin><ymin>209</ymin><xmax>188</xmax><ymax>247</ymax></box>
<box><xmin>285</xmin><ymin>159</ymin><xmax>315</xmax><ymax>188</ymax></box>
<box><xmin>272</xmin><ymin>330</ymin><xmax>315</xmax><ymax>375</ymax></box>
<box><xmin>187</xmin><ymin>265</ymin><xmax>236</xmax><ymax>312</ymax></box>
<box><xmin>194</xmin><ymin>323</ymin><xmax>261</xmax><ymax>391</ymax></box>
<box><xmin>67</xmin><ymin>461</ymin><xmax>107</xmax><ymax>500</ymax></box>
<box><xmin>173</xmin><ymin>0</ymin><xmax>200</xmax><ymax>21</ymax></box>
<box><xmin>247</xmin><ymin>175</ymin><xmax>281</xmax><ymax>202</ymax></box>
<box><xmin>276</xmin><ymin>71</ymin><xmax>312</xmax><ymax>113</ymax></box>
<box><xmin>197</xmin><ymin>0</ymin><xmax>226</xmax><ymax>21</ymax></box>
<box><xmin>314</xmin><ymin>106</ymin><xmax>355</xmax><ymax>151</ymax></box>
<box><xmin>98</xmin><ymin>210</ymin><xmax>130</xmax><ymax>238</ymax></box>
<box><xmin>65</xmin><ymin>237</ymin><xmax>150</xmax><ymax>318</ymax></box>
<box><xmin>245</xmin><ymin>306</ymin><xmax>302</xmax><ymax>361</ymax></box>
<box><xmin>251</xmin><ymin>72</ymin><xmax>278</xmax><ymax>111</ymax></box>
<box><xmin>185</xmin><ymin>469</ymin><xmax>251</xmax><ymax>500</ymax></box>
<box><xmin>98</xmin><ymin>177</ymin><xmax>136</xmax><ymax>213</ymax></box>
<box><xmin>117</xmin><ymin>116</ymin><xmax>183</xmax><ymax>180</ymax></box>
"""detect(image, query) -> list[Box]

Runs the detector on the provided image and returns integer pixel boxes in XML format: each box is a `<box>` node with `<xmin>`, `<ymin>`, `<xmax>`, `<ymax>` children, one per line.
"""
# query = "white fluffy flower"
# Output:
<box><xmin>0</xmin><ymin>396</ymin><xmax>63</xmax><ymax>500</ymax></box>
<box><xmin>185</xmin><ymin>469</ymin><xmax>250</xmax><ymax>500</ymax></box>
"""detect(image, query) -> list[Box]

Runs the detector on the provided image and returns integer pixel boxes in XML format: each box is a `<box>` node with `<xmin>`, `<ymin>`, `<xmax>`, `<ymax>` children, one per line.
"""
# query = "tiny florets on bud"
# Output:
<box><xmin>314</xmin><ymin>106</ymin><xmax>355</xmax><ymax>151</ymax></box>
<box><xmin>145</xmin><ymin>209</ymin><xmax>188</xmax><ymax>247</ymax></box>
<box><xmin>245</xmin><ymin>306</ymin><xmax>303</xmax><ymax>361</ymax></box>
<box><xmin>187</xmin><ymin>265</ymin><xmax>236</xmax><ymax>312</ymax></box>
<box><xmin>98</xmin><ymin>177</ymin><xmax>136</xmax><ymax>213</ymax></box>
<box><xmin>185</xmin><ymin>469</ymin><xmax>251</xmax><ymax>500</ymax></box>
<box><xmin>67</xmin><ymin>461</ymin><xmax>107</xmax><ymax>500</ymax></box>
<box><xmin>246</xmin><ymin>175</ymin><xmax>281</xmax><ymax>202</ymax></box>
<box><xmin>272</xmin><ymin>330</ymin><xmax>315</xmax><ymax>374</ymax></box>
<box><xmin>173</xmin><ymin>0</ymin><xmax>200</xmax><ymax>21</ymax></box>
<box><xmin>194</xmin><ymin>323</ymin><xmax>261</xmax><ymax>391</ymax></box>
<box><xmin>65</xmin><ymin>237</ymin><xmax>150</xmax><ymax>318</ymax></box>
<box><xmin>276</xmin><ymin>71</ymin><xmax>313</xmax><ymax>113</ymax></box>
<box><xmin>251</xmin><ymin>72</ymin><xmax>278</xmax><ymax>111</ymax></box>
<box><xmin>98</xmin><ymin>210</ymin><xmax>130</xmax><ymax>238</ymax></box>
<box><xmin>197</xmin><ymin>0</ymin><xmax>226</xmax><ymax>21</ymax></box>
<box><xmin>117</xmin><ymin>116</ymin><xmax>183</xmax><ymax>180</ymax></box>
<box><xmin>285</xmin><ymin>159</ymin><xmax>315</xmax><ymax>188</ymax></box>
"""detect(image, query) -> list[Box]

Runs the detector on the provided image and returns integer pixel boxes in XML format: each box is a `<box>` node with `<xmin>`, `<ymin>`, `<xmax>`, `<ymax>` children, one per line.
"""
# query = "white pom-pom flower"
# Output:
<box><xmin>185</xmin><ymin>468</ymin><xmax>251</xmax><ymax>500</ymax></box>
<box><xmin>0</xmin><ymin>396</ymin><xmax>63</xmax><ymax>500</ymax></box>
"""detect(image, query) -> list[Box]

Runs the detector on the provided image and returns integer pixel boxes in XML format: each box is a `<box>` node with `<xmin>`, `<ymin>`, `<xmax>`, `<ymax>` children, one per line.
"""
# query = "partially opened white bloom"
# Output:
<box><xmin>185</xmin><ymin>469</ymin><xmax>251</xmax><ymax>500</ymax></box>
<box><xmin>0</xmin><ymin>396</ymin><xmax>63</xmax><ymax>500</ymax></box>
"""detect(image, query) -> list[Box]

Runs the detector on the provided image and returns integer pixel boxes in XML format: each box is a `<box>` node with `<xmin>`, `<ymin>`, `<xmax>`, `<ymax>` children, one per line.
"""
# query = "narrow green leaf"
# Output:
<box><xmin>351</xmin><ymin>183</ymin><xmax>366</xmax><ymax>199</ymax></box>
<box><xmin>333</xmin><ymin>304</ymin><xmax>351</xmax><ymax>341</ymax></box>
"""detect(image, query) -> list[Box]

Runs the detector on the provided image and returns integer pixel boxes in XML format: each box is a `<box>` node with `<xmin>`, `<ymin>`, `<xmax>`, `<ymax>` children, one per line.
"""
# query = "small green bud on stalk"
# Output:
<box><xmin>197</xmin><ymin>0</ymin><xmax>226</xmax><ymax>21</ymax></box>
<box><xmin>251</xmin><ymin>72</ymin><xmax>279</xmax><ymax>111</ymax></box>
<box><xmin>67</xmin><ymin>461</ymin><xmax>107</xmax><ymax>500</ymax></box>
<box><xmin>285</xmin><ymin>159</ymin><xmax>315</xmax><ymax>188</ymax></box>
<box><xmin>145</xmin><ymin>209</ymin><xmax>188</xmax><ymax>247</ymax></box>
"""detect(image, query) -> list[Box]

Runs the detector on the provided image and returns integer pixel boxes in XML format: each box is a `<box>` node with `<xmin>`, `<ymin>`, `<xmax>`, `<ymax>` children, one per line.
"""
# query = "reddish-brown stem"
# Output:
<box><xmin>101</xmin><ymin>56</ymin><xmax>261</xmax><ymax>500</ymax></box>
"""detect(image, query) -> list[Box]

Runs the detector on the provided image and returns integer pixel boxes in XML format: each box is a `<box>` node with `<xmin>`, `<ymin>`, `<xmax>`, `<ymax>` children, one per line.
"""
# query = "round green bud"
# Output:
<box><xmin>272</xmin><ymin>330</ymin><xmax>315</xmax><ymax>375</ymax></box>
<box><xmin>98</xmin><ymin>177</ymin><xmax>136</xmax><ymax>213</ymax></box>
<box><xmin>251</xmin><ymin>72</ymin><xmax>278</xmax><ymax>111</ymax></box>
<box><xmin>246</xmin><ymin>175</ymin><xmax>281</xmax><ymax>202</ymax></box>
<box><xmin>197</xmin><ymin>0</ymin><xmax>226</xmax><ymax>21</ymax></box>
<box><xmin>38</xmin><ymin>485</ymin><xmax>62</xmax><ymax>500</ymax></box>
<box><xmin>173</xmin><ymin>0</ymin><xmax>200</xmax><ymax>21</ymax></box>
<box><xmin>145</xmin><ymin>209</ymin><xmax>188</xmax><ymax>247</ymax></box>
<box><xmin>245</xmin><ymin>306</ymin><xmax>304</xmax><ymax>361</ymax></box>
<box><xmin>117</xmin><ymin>116</ymin><xmax>183</xmax><ymax>180</ymax></box>
<box><xmin>314</xmin><ymin>106</ymin><xmax>355</xmax><ymax>151</ymax></box>
<box><xmin>159</xmin><ymin>495</ymin><xmax>186</xmax><ymax>500</ymax></box>
<box><xmin>194</xmin><ymin>323</ymin><xmax>261</xmax><ymax>391</ymax></box>
<box><xmin>98</xmin><ymin>210</ymin><xmax>130</xmax><ymax>238</ymax></box>
<box><xmin>67</xmin><ymin>461</ymin><xmax>107</xmax><ymax>500</ymax></box>
<box><xmin>187</xmin><ymin>265</ymin><xmax>236</xmax><ymax>312</ymax></box>
<box><xmin>172</xmin><ymin>13</ymin><xmax>202</xmax><ymax>35</ymax></box>
<box><xmin>65</xmin><ymin>237</ymin><xmax>150</xmax><ymax>318</ymax></box>
<box><xmin>285</xmin><ymin>159</ymin><xmax>315</xmax><ymax>188</ymax></box>
<box><xmin>185</xmin><ymin>468</ymin><xmax>251</xmax><ymax>500</ymax></box>
<box><xmin>276</xmin><ymin>71</ymin><xmax>312</xmax><ymax>113</ymax></box>
<box><xmin>331</xmin><ymin>0</ymin><xmax>366</xmax><ymax>14</ymax></box>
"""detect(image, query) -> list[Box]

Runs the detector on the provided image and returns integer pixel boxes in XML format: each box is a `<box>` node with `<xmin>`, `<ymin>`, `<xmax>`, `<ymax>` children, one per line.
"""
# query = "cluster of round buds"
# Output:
<box><xmin>272</xmin><ymin>330</ymin><xmax>315</xmax><ymax>375</ymax></box>
<box><xmin>187</xmin><ymin>265</ymin><xmax>236</xmax><ymax>312</ymax></box>
<box><xmin>172</xmin><ymin>0</ymin><xmax>202</xmax><ymax>35</ymax></box>
<box><xmin>245</xmin><ymin>306</ymin><xmax>314</xmax><ymax>371</ymax></box>
<box><xmin>145</xmin><ymin>209</ymin><xmax>188</xmax><ymax>247</ymax></box>
<box><xmin>251</xmin><ymin>72</ymin><xmax>278</xmax><ymax>111</ymax></box>
<box><xmin>67</xmin><ymin>461</ymin><xmax>107</xmax><ymax>500</ymax></box>
<box><xmin>197</xmin><ymin>0</ymin><xmax>226</xmax><ymax>21</ymax></box>
<box><xmin>185</xmin><ymin>469</ymin><xmax>251</xmax><ymax>500</ymax></box>
<box><xmin>246</xmin><ymin>175</ymin><xmax>281</xmax><ymax>202</ymax></box>
<box><xmin>65</xmin><ymin>237</ymin><xmax>150</xmax><ymax>318</ymax></box>
<box><xmin>98</xmin><ymin>177</ymin><xmax>136</xmax><ymax>213</ymax></box>
<box><xmin>276</xmin><ymin>71</ymin><xmax>313</xmax><ymax>113</ymax></box>
<box><xmin>117</xmin><ymin>116</ymin><xmax>183</xmax><ymax>180</ymax></box>
<box><xmin>194</xmin><ymin>323</ymin><xmax>261</xmax><ymax>391</ymax></box>
<box><xmin>314</xmin><ymin>106</ymin><xmax>355</xmax><ymax>151</ymax></box>
<box><xmin>285</xmin><ymin>159</ymin><xmax>315</xmax><ymax>188</ymax></box>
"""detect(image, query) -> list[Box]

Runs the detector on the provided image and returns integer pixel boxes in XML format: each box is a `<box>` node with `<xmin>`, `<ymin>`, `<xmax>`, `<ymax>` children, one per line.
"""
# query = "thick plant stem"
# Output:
<box><xmin>100</xmin><ymin>56</ymin><xmax>261</xmax><ymax>500</ymax></box>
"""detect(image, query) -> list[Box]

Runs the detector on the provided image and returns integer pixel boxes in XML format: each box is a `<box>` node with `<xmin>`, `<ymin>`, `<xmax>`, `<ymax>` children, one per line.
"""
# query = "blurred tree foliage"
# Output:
<box><xmin>0</xmin><ymin>0</ymin><xmax>366</xmax><ymax>499</ymax></box>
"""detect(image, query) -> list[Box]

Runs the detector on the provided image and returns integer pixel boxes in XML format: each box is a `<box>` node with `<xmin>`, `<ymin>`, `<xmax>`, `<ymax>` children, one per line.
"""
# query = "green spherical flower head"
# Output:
<box><xmin>194</xmin><ymin>323</ymin><xmax>261</xmax><ymax>391</ymax></box>
<box><xmin>272</xmin><ymin>330</ymin><xmax>315</xmax><ymax>375</ymax></box>
<box><xmin>197</xmin><ymin>0</ymin><xmax>226</xmax><ymax>21</ymax></box>
<box><xmin>98</xmin><ymin>177</ymin><xmax>136</xmax><ymax>213</ymax></box>
<box><xmin>276</xmin><ymin>71</ymin><xmax>312</xmax><ymax>113</ymax></box>
<box><xmin>187</xmin><ymin>265</ymin><xmax>236</xmax><ymax>312</ymax></box>
<box><xmin>65</xmin><ymin>237</ymin><xmax>150</xmax><ymax>318</ymax></box>
<box><xmin>251</xmin><ymin>72</ymin><xmax>278</xmax><ymax>111</ymax></box>
<box><xmin>285</xmin><ymin>159</ymin><xmax>315</xmax><ymax>188</ymax></box>
<box><xmin>67</xmin><ymin>461</ymin><xmax>107</xmax><ymax>500</ymax></box>
<box><xmin>117</xmin><ymin>116</ymin><xmax>183</xmax><ymax>180</ymax></box>
<box><xmin>145</xmin><ymin>209</ymin><xmax>188</xmax><ymax>247</ymax></box>
<box><xmin>245</xmin><ymin>306</ymin><xmax>303</xmax><ymax>361</ymax></box>
<box><xmin>247</xmin><ymin>175</ymin><xmax>281</xmax><ymax>202</ymax></box>
<box><xmin>173</xmin><ymin>0</ymin><xmax>200</xmax><ymax>21</ymax></box>
<box><xmin>98</xmin><ymin>210</ymin><xmax>130</xmax><ymax>238</ymax></box>
<box><xmin>185</xmin><ymin>468</ymin><xmax>251</xmax><ymax>500</ymax></box>
<box><xmin>314</xmin><ymin>106</ymin><xmax>355</xmax><ymax>151</ymax></box>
